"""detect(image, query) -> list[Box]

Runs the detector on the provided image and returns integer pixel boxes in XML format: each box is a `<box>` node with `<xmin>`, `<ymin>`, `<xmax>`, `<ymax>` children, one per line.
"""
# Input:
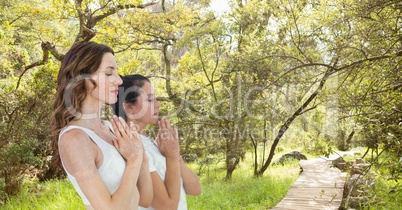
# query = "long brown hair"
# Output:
<box><xmin>50</xmin><ymin>41</ymin><xmax>114</xmax><ymax>170</ymax></box>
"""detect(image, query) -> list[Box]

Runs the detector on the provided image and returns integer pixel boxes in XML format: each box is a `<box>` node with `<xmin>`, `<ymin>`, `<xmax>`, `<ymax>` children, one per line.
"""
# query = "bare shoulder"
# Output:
<box><xmin>59</xmin><ymin>129</ymin><xmax>98</xmax><ymax>175</ymax></box>
<box><xmin>59</xmin><ymin>128</ymin><xmax>95</xmax><ymax>149</ymax></box>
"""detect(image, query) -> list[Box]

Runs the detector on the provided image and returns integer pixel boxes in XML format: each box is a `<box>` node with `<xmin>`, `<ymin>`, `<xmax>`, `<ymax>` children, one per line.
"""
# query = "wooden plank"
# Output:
<box><xmin>271</xmin><ymin>156</ymin><xmax>346</xmax><ymax>210</ymax></box>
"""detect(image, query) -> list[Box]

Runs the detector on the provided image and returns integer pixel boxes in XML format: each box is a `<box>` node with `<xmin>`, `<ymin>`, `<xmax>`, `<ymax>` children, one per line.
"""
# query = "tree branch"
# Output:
<box><xmin>74</xmin><ymin>0</ymin><xmax>85</xmax><ymax>43</ymax></box>
<box><xmin>42</xmin><ymin>41</ymin><xmax>64</xmax><ymax>61</ymax></box>
<box><xmin>299</xmin><ymin>104</ymin><xmax>318</xmax><ymax>115</ymax></box>
<box><xmin>272</xmin><ymin>50</ymin><xmax>402</xmax><ymax>86</ymax></box>
<box><xmin>91</xmin><ymin>2</ymin><xmax>157</xmax><ymax>28</ymax></box>
<box><xmin>15</xmin><ymin>42</ymin><xmax>50</xmax><ymax>90</ymax></box>
<box><xmin>74</xmin><ymin>1</ymin><xmax>157</xmax><ymax>42</ymax></box>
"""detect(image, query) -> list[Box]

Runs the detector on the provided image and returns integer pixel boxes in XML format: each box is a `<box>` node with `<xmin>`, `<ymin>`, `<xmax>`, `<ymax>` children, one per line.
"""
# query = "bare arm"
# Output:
<box><xmin>179</xmin><ymin>156</ymin><xmax>201</xmax><ymax>195</ymax></box>
<box><xmin>59</xmin><ymin>117</ymin><xmax>143</xmax><ymax>209</ymax></box>
<box><xmin>137</xmin><ymin>153</ymin><xmax>153</xmax><ymax>207</ymax></box>
<box><xmin>150</xmin><ymin>119</ymin><xmax>181</xmax><ymax>210</ymax></box>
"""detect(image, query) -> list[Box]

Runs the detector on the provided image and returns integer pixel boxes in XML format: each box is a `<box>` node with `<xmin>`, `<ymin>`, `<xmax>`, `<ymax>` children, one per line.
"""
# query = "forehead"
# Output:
<box><xmin>141</xmin><ymin>82</ymin><xmax>154</xmax><ymax>94</ymax></box>
<box><xmin>99</xmin><ymin>53</ymin><xmax>117</xmax><ymax>69</ymax></box>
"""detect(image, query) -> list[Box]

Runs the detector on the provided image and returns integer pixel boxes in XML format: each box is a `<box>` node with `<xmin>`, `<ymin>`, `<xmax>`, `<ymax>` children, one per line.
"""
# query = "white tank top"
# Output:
<box><xmin>138</xmin><ymin>134</ymin><xmax>188</xmax><ymax>210</ymax></box>
<box><xmin>59</xmin><ymin>121</ymin><xmax>126</xmax><ymax>206</ymax></box>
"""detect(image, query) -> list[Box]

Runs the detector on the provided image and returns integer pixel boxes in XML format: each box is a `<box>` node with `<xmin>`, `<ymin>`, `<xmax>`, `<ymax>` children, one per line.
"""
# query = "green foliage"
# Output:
<box><xmin>0</xmin><ymin>139</ymin><xmax>42</xmax><ymax>201</ymax></box>
<box><xmin>0</xmin><ymin>37</ymin><xmax>57</xmax><ymax>197</ymax></box>
<box><xmin>0</xmin><ymin>139</ymin><xmax>42</xmax><ymax>167</ymax></box>
<box><xmin>0</xmin><ymin>178</ymin><xmax>5</xmax><ymax>204</ymax></box>
<box><xmin>351</xmin><ymin>153</ymin><xmax>402</xmax><ymax>210</ymax></box>
<box><xmin>304</xmin><ymin>134</ymin><xmax>334</xmax><ymax>157</ymax></box>
<box><xmin>0</xmin><ymin>0</ymin><xmax>401</xmax><ymax>204</ymax></box>
<box><xmin>364</xmin><ymin>179</ymin><xmax>402</xmax><ymax>210</ymax></box>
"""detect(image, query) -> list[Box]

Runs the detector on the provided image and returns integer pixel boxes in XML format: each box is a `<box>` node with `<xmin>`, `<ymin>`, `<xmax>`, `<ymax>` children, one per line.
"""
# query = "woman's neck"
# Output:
<box><xmin>79</xmin><ymin>97</ymin><xmax>103</xmax><ymax>120</ymax></box>
<box><xmin>68</xmin><ymin>118</ymin><xmax>107</xmax><ymax>134</ymax></box>
<box><xmin>128</xmin><ymin>119</ymin><xmax>147</xmax><ymax>135</ymax></box>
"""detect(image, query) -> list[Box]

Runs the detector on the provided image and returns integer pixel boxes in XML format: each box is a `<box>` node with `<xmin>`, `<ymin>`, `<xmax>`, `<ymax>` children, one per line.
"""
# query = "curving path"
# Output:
<box><xmin>272</xmin><ymin>155</ymin><xmax>347</xmax><ymax>210</ymax></box>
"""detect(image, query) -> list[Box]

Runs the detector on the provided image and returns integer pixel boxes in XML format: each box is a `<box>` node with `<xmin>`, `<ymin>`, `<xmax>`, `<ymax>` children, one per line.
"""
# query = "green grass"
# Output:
<box><xmin>186</xmin><ymin>155</ymin><xmax>300</xmax><ymax>210</ymax></box>
<box><xmin>0</xmin><ymin>179</ymin><xmax>84</xmax><ymax>210</ymax></box>
<box><xmin>0</xmin><ymin>159</ymin><xmax>300</xmax><ymax>210</ymax></box>
<box><xmin>4</xmin><ymin>151</ymin><xmax>397</xmax><ymax>210</ymax></box>
<box><xmin>187</xmin><ymin>168</ymin><xmax>299</xmax><ymax>209</ymax></box>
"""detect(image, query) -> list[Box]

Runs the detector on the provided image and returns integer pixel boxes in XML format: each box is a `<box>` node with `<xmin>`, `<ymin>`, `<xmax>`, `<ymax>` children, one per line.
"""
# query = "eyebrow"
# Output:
<box><xmin>105</xmin><ymin>66</ymin><xmax>117</xmax><ymax>70</ymax></box>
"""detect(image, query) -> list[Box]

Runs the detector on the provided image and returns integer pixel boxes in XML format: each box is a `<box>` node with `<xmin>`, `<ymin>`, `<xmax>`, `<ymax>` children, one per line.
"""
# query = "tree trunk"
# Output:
<box><xmin>256</xmin><ymin>69</ymin><xmax>333</xmax><ymax>176</ymax></box>
<box><xmin>249</xmin><ymin>134</ymin><xmax>258</xmax><ymax>175</ymax></box>
<box><xmin>225</xmin><ymin>155</ymin><xmax>240</xmax><ymax>180</ymax></box>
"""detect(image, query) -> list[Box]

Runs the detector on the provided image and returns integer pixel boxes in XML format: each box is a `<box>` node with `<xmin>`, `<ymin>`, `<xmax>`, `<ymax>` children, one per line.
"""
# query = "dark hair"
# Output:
<box><xmin>112</xmin><ymin>74</ymin><xmax>150</xmax><ymax>119</ymax></box>
<box><xmin>50</xmin><ymin>41</ymin><xmax>114</xmax><ymax>170</ymax></box>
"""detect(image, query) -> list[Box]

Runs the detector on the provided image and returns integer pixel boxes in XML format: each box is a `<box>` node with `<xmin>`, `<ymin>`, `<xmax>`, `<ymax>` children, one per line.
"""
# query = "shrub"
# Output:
<box><xmin>0</xmin><ymin>138</ymin><xmax>42</xmax><ymax>201</ymax></box>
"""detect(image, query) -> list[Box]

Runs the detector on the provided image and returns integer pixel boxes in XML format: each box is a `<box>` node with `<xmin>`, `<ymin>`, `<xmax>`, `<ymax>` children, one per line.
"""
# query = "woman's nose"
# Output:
<box><xmin>115</xmin><ymin>74</ymin><xmax>123</xmax><ymax>85</ymax></box>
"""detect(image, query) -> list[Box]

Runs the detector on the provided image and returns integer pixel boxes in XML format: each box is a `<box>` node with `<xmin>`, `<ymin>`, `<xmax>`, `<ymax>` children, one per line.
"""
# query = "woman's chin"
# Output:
<box><xmin>151</xmin><ymin>118</ymin><xmax>159</xmax><ymax>125</ymax></box>
<box><xmin>106</xmin><ymin>98</ymin><xmax>118</xmax><ymax>105</ymax></box>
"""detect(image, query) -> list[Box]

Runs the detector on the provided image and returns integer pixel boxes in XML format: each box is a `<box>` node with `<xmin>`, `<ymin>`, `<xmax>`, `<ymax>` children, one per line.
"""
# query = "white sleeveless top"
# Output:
<box><xmin>138</xmin><ymin>134</ymin><xmax>187</xmax><ymax>210</ymax></box>
<box><xmin>59</xmin><ymin>121</ymin><xmax>126</xmax><ymax>206</ymax></box>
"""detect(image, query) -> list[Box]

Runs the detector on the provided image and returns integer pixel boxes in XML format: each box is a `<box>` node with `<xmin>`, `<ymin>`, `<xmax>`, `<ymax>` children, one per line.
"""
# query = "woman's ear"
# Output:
<box><xmin>84</xmin><ymin>77</ymin><xmax>95</xmax><ymax>91</ymax></box>
<box><xmin>123</xmin><ymin>102</ymin><xmax>138</xmax><ymax>114</ymax></box>
<box><xmin>123</xmin><ymin>102</ymin><xmax>136</xmax><ymax>114</ymax></box>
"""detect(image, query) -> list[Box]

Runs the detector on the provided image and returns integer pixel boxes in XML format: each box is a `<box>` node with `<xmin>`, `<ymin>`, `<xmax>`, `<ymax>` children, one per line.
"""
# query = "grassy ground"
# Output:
<box><xmin>0</xmin><ymin>155</ymin><xmax>300</xmax><ymax>210</ymax></box>
<box><xmin>0</xmin><ymin>179</ymin><xmax>84</xmax><ymax>210</ymax></box>
<box><xmin>2</xmin><ymin>149</ymin><xmax>400</xmax><ymax>209</ymax></box>
<box><xmin>186</xmin><ymin>159</ymin><xmax>300</xmax><ymax>209</ymax></box>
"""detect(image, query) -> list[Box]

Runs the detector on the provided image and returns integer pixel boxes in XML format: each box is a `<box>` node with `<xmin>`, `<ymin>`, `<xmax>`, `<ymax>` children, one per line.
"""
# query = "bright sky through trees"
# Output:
<box><xmin>210</xmin><ymin>0</ymin><xmax>230</xmax><ymax>16</ymax></box>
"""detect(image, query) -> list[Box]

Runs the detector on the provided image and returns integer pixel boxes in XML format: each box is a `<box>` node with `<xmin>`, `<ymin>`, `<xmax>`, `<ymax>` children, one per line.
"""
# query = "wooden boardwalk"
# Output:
<box><xmin>272</xmin><ymin>155</ymin><xmax>346</xmax><ymax>210</ymax></box>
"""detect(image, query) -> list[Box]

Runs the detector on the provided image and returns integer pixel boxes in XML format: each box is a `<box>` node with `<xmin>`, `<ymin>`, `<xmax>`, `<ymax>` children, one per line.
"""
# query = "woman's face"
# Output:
<box><xmin>129</xmin><ymin>82</ymin><xmax>160</xmax><ymax>126</ymax></box>
<box><xmin>88</xmin><ymin>52</ymin><xmax>122</xmax><ymax>105</ymax></box>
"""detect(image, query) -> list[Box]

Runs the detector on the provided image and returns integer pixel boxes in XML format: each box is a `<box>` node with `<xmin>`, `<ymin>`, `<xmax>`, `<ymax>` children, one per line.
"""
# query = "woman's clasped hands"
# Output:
<box><xmin>111</xmin><ymin>115</ymin><xmax>143</xmax><ymax>163</ymax></box>
<box><xmin>157</xmin><ymin>119</ymin><xmax>180</xmax><ymax>159</ymax></box>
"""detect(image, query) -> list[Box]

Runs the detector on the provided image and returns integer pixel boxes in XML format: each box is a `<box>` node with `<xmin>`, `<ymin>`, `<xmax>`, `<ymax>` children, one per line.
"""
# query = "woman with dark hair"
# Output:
<box><xmin>115</xmin><ymin>74</ymin><xmax>201</xmax><ymax>210</ymax></box>
<box><xmin>50</xmin><ymin>42</ymin><xmax>152</xmax><ymax>209</ymax></box>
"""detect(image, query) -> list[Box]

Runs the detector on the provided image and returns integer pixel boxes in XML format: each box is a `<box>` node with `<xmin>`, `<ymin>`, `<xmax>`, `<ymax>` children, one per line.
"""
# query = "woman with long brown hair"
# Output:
<box><xmin>50</xmin><ymin>42</ymin><xmax>152</xmax><ymax>209</ymax></box>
